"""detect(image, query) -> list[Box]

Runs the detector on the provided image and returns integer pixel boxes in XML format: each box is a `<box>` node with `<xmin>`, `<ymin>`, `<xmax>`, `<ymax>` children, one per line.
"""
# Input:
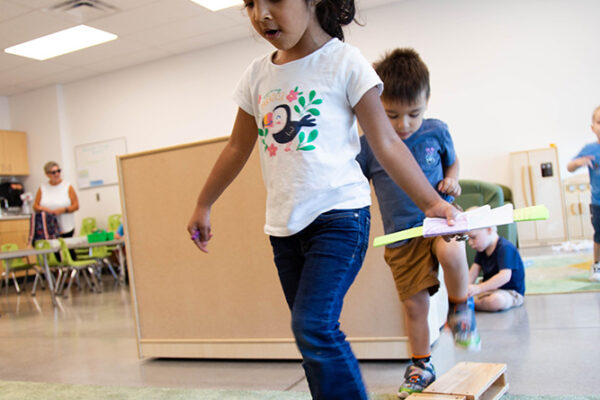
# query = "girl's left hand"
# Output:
<box><xmin>437</xmin><ymin>177</ymin><xmax>461</xmax><ymax>197</ymax></box>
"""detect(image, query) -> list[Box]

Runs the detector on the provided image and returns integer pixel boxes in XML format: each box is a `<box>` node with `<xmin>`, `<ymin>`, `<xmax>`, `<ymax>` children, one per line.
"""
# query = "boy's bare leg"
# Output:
<box><xmin>433</xmin><ymin>236</ymin><xmax>480</xmax><ymax>350</ymax></box>
<box><xmin>592</xmin><ymin>242</ymin><xmax>600</xmax><ymax>282</ymax></box>
<box><xmin>433</xmin><ymin>237</ymin><xmax>468</xmax><ymax>300</ymax></box>
<box><xmin>474</xmin><ymin>292</ymin><xmax>507</xmax><ymax>311</ymax></box>
<box><xmin>402</xmin><ymin>289</ymin><xmax>431</xmax><ymax>356</ymax></box>
<box><xmin>398</xmin><ymin>289</ymin><xmax>436</xmax><ymax>399</ymax></box>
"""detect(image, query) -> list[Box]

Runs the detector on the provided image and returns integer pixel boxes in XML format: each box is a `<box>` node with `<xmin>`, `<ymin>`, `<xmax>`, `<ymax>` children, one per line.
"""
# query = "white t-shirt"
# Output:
<box><xmin>40</xmin><ymin>180</ymin><xmax>75</xmax><ymax>234</ymax></box>
<box><xmin>234</xmin><ymin>38</ymin><xmax>382</xmax><ymax>236</ymax></box>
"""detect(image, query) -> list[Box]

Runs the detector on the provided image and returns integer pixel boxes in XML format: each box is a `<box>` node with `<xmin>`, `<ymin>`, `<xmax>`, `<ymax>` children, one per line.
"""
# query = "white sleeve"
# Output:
<box><xmin>233</xmin><ymin>62</ymin><xmax>256</xmax><ymax>116</ymax></box>
<box><xmin>344</xmin><ymin>46</ymin><xmax>383</xmax><ymax>108</ymax></box>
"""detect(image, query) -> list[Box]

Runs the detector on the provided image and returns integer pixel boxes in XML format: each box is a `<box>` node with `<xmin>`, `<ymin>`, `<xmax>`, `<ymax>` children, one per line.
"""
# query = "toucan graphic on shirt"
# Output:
<box><xmin>258</xmin><ymin>87</ymin><xmax>323</xmax><ymax>156</ymax></box>
<box><xmin>263</xmin><ymin>104</ymin><xmax>316</xmax><ymax>148</ymax></box>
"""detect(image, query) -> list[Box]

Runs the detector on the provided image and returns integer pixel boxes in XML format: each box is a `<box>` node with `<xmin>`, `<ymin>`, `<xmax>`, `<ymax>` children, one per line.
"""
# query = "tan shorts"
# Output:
<box><xmin>384</xmin><ymin>236</ymin><xmax>440</xmax><ymax>301</ymax></box>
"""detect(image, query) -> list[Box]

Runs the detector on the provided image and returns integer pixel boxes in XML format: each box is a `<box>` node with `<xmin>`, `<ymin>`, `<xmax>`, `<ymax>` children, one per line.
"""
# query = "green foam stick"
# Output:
<box><xmin>373</xmin><ymin>205</ymin><xmax>549</xmax><ymax>248</ymax></box>
<box><xmin>512</xmin><ymin>204</ymin><xmax>549</xmax><ymax>222</ymax></box>
<box><xmin>372</xmin><ymin>226</ymin><xmax>423</xmax><ymax>248</ymax></box>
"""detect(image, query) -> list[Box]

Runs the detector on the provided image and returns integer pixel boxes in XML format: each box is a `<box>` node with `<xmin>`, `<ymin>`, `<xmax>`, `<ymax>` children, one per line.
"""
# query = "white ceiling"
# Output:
<box><xmin>0</xmin><ymin>0</ymin><xmax>400</xmax><ymax>97</ymax></box>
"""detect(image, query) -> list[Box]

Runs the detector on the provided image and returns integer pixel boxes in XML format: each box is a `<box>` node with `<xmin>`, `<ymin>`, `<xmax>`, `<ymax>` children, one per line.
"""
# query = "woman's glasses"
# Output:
<box><xmin>49</xmin><ymin>169</ymin><xmax>61</xmax><ymax>175</ymax></box>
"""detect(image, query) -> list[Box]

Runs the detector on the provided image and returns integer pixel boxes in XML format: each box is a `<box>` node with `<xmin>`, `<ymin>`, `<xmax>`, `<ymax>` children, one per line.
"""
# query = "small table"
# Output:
<box><xmin>0</xmin><ymin>247</ymin><xmax>58</xmax><ymax>306</ymax></box>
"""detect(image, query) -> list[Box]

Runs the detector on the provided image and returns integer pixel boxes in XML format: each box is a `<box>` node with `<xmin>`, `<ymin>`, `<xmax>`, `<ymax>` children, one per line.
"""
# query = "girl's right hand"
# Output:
<box><xmin>187</xmin><ymin>206</ymin><xmax>213</xmax><ymax>253</ymax></box>
<box><xmin>424</xmin><ymin>200</ymin><xmax>458</xmax><ymax>226</ymax></box>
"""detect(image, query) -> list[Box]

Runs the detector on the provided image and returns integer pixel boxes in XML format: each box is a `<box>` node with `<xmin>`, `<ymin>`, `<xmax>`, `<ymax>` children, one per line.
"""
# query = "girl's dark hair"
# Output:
<box><xmin>312</xmin><ymin>0</ymin><xmax>356</xmax><ymax>41</ymax></box>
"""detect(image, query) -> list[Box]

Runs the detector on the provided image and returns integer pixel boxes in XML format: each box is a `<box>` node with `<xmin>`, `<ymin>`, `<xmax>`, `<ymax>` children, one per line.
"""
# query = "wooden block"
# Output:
<box><xmin>406</xmin><ymin>394</ymin><xmax>466</xmax><ymax>400</ymax></box>
<box><xmin>423</xmin><ymin>362</ymin><xmax>509</xmax><ymax>400</ymax></box>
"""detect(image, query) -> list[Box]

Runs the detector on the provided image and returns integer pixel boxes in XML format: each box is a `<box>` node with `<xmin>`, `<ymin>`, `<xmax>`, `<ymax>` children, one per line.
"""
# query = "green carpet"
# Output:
<box><xmin>0</xmin><ymin>381</ymin><xmax>598</xmax><ymax>400</ymax></box>
<box><xmin>524</xmin><ymin>252</ymin><xmax>600</xmax><ymax>295</ymax></box>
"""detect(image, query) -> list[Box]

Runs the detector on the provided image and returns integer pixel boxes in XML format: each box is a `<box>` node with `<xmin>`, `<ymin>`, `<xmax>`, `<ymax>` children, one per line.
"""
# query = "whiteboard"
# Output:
<box><xmin>75</xmin><ymin>137</ymin><xmax>127</xmax><ymax>189</ymax></box>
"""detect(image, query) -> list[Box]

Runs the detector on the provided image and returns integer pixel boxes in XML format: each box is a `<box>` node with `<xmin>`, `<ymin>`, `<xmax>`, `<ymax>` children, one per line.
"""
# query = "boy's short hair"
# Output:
<box><xmin>593</xmin><ymin>105</ymin><xmax>600</xmax><ymax>121</ymax></box>
<box><xmin>373</xmin><ymin>48</ymin><xmax>430</xmax><ymax>104</ymax></box>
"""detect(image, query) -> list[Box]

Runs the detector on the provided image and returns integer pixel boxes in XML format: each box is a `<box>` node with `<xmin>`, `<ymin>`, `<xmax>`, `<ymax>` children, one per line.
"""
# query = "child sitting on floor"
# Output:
<box><xmin>467</xmin><ymin>225</ymin><xmax>526</xmax><ymax>311</ymax></box>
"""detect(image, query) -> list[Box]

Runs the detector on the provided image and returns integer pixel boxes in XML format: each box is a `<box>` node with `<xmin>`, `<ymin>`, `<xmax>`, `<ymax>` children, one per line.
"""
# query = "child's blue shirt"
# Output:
<box><xmin>574</xmin><ymin>142</ymin><xmax>600</xmax><ymax>205</ymax></box>
<box><xmin>474</xmin><ymin>236</ymin><xmax>526</xmax><ymax>296</ymax></box>
<box><xmin>356</xmin><ymin>118</ymin><xmax>456</xmax><ymax>246</ymax></box>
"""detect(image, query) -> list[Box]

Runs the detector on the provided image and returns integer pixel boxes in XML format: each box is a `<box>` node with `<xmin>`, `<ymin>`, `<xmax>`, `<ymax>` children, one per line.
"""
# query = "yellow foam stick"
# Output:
<box><xmin>373</xmin><ymin>205</ymin><xmax>549</xmax><ymax>248</ymax></box>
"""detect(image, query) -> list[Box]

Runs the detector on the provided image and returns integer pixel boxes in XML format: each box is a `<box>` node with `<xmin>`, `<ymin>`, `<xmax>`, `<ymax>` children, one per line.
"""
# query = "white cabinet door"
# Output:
<box><xmin>527</xmin><ymin>148</ymin><xmax>566</xmax><ymax>242</ymax></box>
<box><xmin>510</xmin><ymin>147</ymin><xmax>567</xmax><ymax>246</ymax></box>
<box><xmin>564</xmin><ymin>175</ymin><xmax>594</xmax><ymax>241</ymax></box>
<box><xmin>565</xmin><ymin>183</ymin><xmax>584</xmax><ymax>239</ymax></box>
<box><xmin>510</xmin><ymin>151</ymin><xmax>536</xmax><ymax>244</ymax></box>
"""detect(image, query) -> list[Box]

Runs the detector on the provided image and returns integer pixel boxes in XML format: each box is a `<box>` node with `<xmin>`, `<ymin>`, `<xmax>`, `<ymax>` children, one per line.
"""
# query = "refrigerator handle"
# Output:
<box><xmin>521</xmin><ymin>166</ymin><xmax>532</xmax><ymax>207</ymax></box>
<box><xmin>527</xmin><ymin>165</ymin><xmax>536</xmax><ymax>204</ymax></box>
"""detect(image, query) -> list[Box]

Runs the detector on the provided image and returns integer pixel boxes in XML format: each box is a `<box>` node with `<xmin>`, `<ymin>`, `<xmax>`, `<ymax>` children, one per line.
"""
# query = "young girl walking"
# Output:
<box><xmin>188</xmin><ymin>1</ymin><xmax>457</xmax><ymax>398</ymax></box>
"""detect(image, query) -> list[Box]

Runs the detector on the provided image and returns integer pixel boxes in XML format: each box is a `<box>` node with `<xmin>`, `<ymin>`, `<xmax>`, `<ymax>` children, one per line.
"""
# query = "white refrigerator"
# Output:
<box><xmin>510</xmin><ymin>146</ymin><xmax>567</xmax><ymax>247</ymax></box>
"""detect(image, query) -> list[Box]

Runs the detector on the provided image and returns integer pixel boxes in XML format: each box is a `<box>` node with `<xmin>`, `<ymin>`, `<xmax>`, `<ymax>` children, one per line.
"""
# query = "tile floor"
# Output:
<box><xmin>0</xmin><ymin>247</ymin><xmax>599</xmax><ymax>397</ymax></box>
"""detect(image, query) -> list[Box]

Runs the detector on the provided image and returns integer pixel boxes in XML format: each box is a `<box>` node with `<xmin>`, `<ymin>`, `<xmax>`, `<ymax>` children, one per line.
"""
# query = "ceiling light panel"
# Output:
<box><xmin>4</xmin><ymin>25</ymin><xmax>117</xmax><ymax>61</ymax></box>
<box><xmin>189</xmin><ymin>0</ymin><xmax>244</xmax><ymax>12</ymax></box>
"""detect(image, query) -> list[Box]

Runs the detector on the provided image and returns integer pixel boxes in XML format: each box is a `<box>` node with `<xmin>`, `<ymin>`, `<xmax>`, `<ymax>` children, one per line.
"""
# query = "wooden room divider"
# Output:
<box><xmin>118</xmin><ymin>137</ymin><xmax>448</xmax><ymax>359</ymax></box>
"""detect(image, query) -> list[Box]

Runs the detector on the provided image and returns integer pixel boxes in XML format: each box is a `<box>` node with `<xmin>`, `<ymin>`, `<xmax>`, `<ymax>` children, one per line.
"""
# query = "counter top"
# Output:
<box><xmin>0</xmin><ymin>213</ymin><xmax>31</xmax><ymax>221</ymax></box>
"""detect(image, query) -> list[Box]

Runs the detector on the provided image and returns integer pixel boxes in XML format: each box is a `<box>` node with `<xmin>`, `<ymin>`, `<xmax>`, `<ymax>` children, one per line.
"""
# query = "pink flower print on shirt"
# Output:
<box><xmin>267</xmin><ymin>143</ymin><xmax>278</xmax><ymax>157</ymax></box>
<box><xmin>257</xmin><ymin>95</ymin><xmax>262</xmax><ymax>105</ymax></box>
<box><xmin>286</xmin><ymin>88</ymin><xmax>300</xmax><ymax>103</ymax></box>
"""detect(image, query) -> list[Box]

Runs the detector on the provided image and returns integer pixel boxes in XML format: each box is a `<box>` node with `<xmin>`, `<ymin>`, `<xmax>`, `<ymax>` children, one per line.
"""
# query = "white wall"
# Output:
<box><xmin>349</xmin><ymin>0</ymin><xmax>600</xmax><ymax>185</ymax></box>
<box><xmin>9</xmin><ymin>87</ymin><xmax>64</xmax><ymax>198</ymax></box>
<box><xmin>0</xmin><ymin>97</ymin><xmax>10</xmax><ymax>129</ymax></box>
<box><xmin>8</xmin><ymin>0</ymin><xmax>600</xmax><ymax>231</ymax></box>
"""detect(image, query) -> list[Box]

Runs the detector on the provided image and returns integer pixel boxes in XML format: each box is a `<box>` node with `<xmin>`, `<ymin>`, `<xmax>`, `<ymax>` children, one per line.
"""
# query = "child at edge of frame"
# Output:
<box><xmin>187</xmin><ymin>1</ymin><xmax>459</xmax><ymax>399</ymax></box>
<box><xmin>567</xmin><ymin>104</ymin><xmax>600</xmax><ymax>282</ymax></box>
<box><xmin>356</xmin><ymin>47</ymin><xmax>480</xmax><ymax>399</ymax></box>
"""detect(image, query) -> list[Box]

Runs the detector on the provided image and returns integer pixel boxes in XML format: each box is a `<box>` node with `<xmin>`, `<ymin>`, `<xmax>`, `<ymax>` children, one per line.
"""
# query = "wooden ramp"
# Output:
<box><xmin>407</xmin><ymin>362</ymin><xmax>508</xmax><ymax>400</ymax></box>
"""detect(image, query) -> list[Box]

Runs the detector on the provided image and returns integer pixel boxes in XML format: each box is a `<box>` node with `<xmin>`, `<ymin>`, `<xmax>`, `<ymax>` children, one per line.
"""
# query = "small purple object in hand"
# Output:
<box><xmin>191</xmin><ymin>230</ymin><xmax>200</xmax><ymax>241</ymax></box>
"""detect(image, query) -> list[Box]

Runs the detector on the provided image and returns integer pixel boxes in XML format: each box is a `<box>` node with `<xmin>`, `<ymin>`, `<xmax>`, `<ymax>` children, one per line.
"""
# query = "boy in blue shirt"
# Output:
<box><xmin>466</xmin><ymin>226</ymin><xmax>525</xmax><ymax>311</ymax></box>
<box><xmin>567</xmin><ymin>105</ymin><xmax>600</xmax><ymax>282</ymax></box>
<box><xmin>357</xmin><ymin>48</ymin><xmax>479</xmax><ymax>398</ymax></box>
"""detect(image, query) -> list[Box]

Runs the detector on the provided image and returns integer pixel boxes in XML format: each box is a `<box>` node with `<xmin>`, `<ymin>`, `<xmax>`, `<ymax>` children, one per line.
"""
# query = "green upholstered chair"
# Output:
<box><xmin>454</xmin><ymin>180</ymin><xmax>519</xmax><ymax>265</ymax></box>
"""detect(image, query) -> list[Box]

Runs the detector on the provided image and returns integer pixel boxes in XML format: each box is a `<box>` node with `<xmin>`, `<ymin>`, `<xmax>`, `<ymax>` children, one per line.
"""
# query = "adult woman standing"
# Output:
<box><xmin>33</xmin><ymin>161</ymin><xmax>79</xmax><ymax>238</ymax></box>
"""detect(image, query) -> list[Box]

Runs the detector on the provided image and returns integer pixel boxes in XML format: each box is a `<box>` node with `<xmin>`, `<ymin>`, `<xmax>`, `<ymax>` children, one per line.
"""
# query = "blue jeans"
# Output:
<box><xmin>591</xmin><ymin>204</ymin><xmax>600</xmax><ymax>243</ymax></box>
<box><xmin>269</xmin><ymin>207</ymin><xmax>370</xmax><ymax>400</ymax></box>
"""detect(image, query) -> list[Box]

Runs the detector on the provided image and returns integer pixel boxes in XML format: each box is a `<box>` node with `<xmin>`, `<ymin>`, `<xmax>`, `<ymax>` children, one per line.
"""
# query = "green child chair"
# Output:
<box><xmin>1</xmin><ymin>243</ymin><xmax>44</xmax><ymax>295</ymax></box>
<box><xmin>107</xmin><ymin>214</ymin><xmax>122</xmax><ymax>233</ymax></box>
<box><xmin>33</xmin><ymin>239</ymin><xmax>66</xmax><ymax>295</ymax></box>
<box><xmin>57</xmin><ymin>238</ymin><xmax>101</xmax><ymax>298</ymax></box>
<box><xmin>79</xmin><ymin>217</ymin><xmax>97</xmax><ymax>236</ymax></box>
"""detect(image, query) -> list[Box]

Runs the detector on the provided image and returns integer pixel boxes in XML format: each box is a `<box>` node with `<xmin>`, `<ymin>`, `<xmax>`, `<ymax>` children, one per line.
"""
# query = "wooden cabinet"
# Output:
<box><xmin>563</xmin><ymin>174</ymin><xmax>593</xmax><ymax>241</ymax></box>
<box><xmin>0</xmin><ymin>130</ymin><xmax>29</xmax><ymax>175</ymax></box>
<box><xmin>0</xmin><ymin>218</ymin><xmax>30</xmax><ymax>248</ymax></box>
<box><xmin>0</xmin><ymin>217</ymin><xmax>33</xmax><ymax>276</ymax></box>
<box><xmin>510</xmin><ymin>146</ymin><xmax>567</xmax><ymax>246</ymax></box>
